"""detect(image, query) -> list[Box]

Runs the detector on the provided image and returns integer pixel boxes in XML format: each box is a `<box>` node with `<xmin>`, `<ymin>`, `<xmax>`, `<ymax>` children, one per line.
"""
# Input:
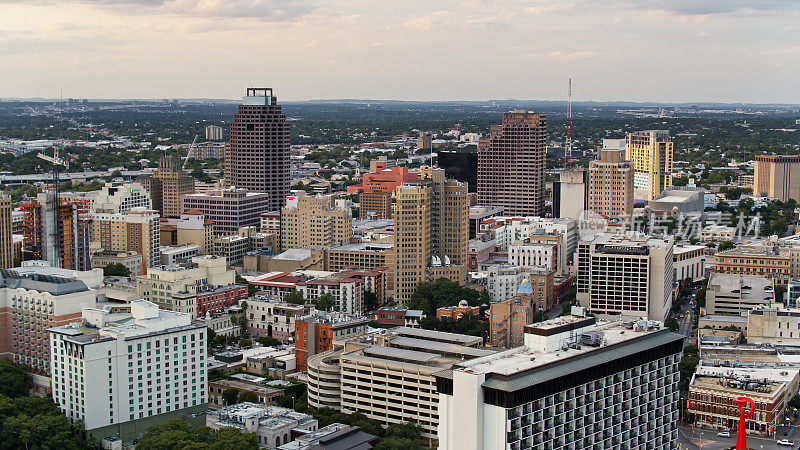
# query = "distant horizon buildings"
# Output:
<box><xmin>478</xmin><ymin>111</ymin><xmax>546</xmax><ymax>216</ymax></box>
<box><xmin>226</xmin><ymin>88</ymin><xmax>290</xmax><ymax>212</ymax></box>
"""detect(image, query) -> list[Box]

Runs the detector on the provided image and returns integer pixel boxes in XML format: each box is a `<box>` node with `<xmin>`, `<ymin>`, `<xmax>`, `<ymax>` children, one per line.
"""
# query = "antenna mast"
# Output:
<box><xmin>564</xmin><ymin>78</ymin><xmax>573</xmax><ymax>168</ymax></box>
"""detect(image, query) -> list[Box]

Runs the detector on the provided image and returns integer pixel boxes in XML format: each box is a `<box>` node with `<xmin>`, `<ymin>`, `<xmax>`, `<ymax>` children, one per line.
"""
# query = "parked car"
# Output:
<box><xmin>777</xmin><ymin>439</ymin><xmax>794</xmax><ymax>446</ymax></box>
<box><xmin>717</xmin><ymin>431</ymin><xmax>731</xmax><ymax>438</ymax></box>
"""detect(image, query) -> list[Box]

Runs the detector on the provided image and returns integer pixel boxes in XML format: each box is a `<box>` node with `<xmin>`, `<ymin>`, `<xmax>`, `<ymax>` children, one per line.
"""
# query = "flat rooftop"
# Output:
<box><xmin>389</xmin><ymin>336</ymin><xmax>495</xmax><ymax>359</ymax></box>
<box><xmin>393</xmin><ymin>327</ymin><xmax>483</xmax><ymax>347</ymax></box>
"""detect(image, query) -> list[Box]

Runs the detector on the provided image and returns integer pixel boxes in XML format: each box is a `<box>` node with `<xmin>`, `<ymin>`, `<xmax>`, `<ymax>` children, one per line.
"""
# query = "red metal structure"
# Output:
<box><xmin>735</xmin><ymin>396</ymin><xmax>755</xmax><ymax>449</ymax></box>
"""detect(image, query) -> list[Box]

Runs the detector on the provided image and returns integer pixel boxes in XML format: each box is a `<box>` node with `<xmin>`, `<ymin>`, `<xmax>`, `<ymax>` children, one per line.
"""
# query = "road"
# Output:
<box><xmin>678</xmin><ymin>426</ymin><xmax>800</xmax><ymax>450</ymax></box>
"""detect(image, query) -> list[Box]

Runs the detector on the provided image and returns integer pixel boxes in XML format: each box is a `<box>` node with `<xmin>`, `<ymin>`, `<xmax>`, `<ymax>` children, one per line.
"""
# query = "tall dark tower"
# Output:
<box><xmin>227</xmin><ymin>88</ymin><xmax>290</xmax><ymax>212</ymax></box>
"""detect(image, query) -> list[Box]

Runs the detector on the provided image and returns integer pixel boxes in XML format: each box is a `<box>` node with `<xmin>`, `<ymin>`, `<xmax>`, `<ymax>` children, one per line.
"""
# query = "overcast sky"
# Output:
<box><xmin>1</xmin><ymin>0</ymin><xmax>798</xmax><ymax>103</ymax></box>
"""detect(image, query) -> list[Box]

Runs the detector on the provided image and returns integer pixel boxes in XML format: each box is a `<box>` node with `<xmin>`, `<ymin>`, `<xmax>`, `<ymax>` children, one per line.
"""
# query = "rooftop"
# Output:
<box><xmin>393</xmin><ymin>326</ymin><xmax>483</xmax><ymax>347</ymax></box>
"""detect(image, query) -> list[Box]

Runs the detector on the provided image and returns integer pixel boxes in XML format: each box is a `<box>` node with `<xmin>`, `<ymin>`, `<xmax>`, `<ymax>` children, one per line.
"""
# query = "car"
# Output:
<box><xmin>717</xmin><ymin>431</ymin><xmax>731</xmax><ymax>437</ymax></box>
<box><xmin>778</xmin><ymin>439</ymin><xmax>795</xmax><ymax>446</ymax></box>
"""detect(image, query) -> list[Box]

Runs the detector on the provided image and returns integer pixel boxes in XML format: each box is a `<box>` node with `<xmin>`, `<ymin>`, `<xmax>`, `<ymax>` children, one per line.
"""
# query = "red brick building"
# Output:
<box><xmin>195</xmin><ymin>284</ymin><xmax>248</xmax><ymax>317</ymax></box>
<box><xmin>436</xmin><ymin>300</ymin><xmax>481</xmax><ymax>320</ymax></box>
<box><xmin>294</xmin><ymin>312</ymin><xmax>370</xmax><ymax>371</ymax></box>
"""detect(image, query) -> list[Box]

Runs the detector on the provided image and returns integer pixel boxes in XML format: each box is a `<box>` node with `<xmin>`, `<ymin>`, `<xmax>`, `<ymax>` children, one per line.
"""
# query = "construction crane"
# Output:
<box><xmin>183</xmin><ymin>134</ymin><xmax>198</xmax><ymax>171</ymax></box>
<box><xmin>37</xmin><ymin>146</ymin><xmax>68</xmax><ymax>268</ymax></box>
<box><xmin>564</xmin><ymin>77</ymin><xmax>573</xmax><ymax>168</ymax></box>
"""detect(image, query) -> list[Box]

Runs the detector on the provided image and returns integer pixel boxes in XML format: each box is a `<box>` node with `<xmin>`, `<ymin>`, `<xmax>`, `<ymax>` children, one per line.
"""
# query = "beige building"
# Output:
<box><xmin>359</xmin><ymin>191</ymin><xmax>392</xmax><ymax>219</ymax></box>
<box><xmin>280</xmin><ymin>194</ymin><xmax>352</xmax><ymax>250</ymax></box>
<box><xmin>714</xmin><ymin>246</ymin><xmax>793</xmax><ymax>285</ymax></box>
<box><xmin>626</xmin><ymin>130</ymin><xmax>673</xmax><ymax>200</ymax></box>
<box><xmin>576</xmin><ymin>233</ymin><xmax>674</xmax><ymax>321</ymax></box>
<box><xmin>705</xmin><ymin>273</ymin><xmax>774</xmax><ymax>315</ymax></box>
<box><xmin>0</xmin><ymin>196</ymin><xmax>12</xmax><ymax>268</ymax></box>
<box><xmin>588</xmin><ymin>139</ymin><xmax>634</xmax><ymax>217</ymax></box>
<box><xmin>490</xmin><ymin>276</ymin><xmax>555</xmax><ymax>349</ymax></box>
<box><xmin>159</xmin><ymin>210</ymin><xmax>214</xmax><ymax>252</ymax></box>
<box><xmin>394</xmin><ymin>167</ymin><xmax>469</xmax><ymax>303</ymax></box>
<box><xmin>747</xmin><ymin>306</ymin><xmax>800</xmax><ymax>344</ymax></box>
<box><xmin>92</xmin><ymin>181</ymin><xmax>152</xmax><ymax>214</ymax></box>
<box><xmin>138</xmin><ymin>156</ymin><xmax>195</xmax><ymax>218</ymax></box>
<box><xmin>554</xmin><ymin>169</ymin><xmax>587</xmax><ymax>221</ymax></box>
<box><xmin>753</xmin><ymin>155</ymin><xmax>800</xmax><ymax>202</ymax></box>
<box><xmin>89</xmin><ymin>208</ymin><xmax>160</xmax><ymax>274</ymax></box>
<box><xmin>136</xmin><ymin>255</ymin><xmax>235</xmax><ymax>316</ymax></box>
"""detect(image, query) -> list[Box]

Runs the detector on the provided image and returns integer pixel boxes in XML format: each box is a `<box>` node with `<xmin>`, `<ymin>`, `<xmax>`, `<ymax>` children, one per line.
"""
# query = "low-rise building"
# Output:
<box><xmin>705</xmin><ymin>273</ymin><xmax>774</xmax><ymax>315</ymax></box>
<box><xmin>702</xmin><ymin>225</ymin><xmax>737</xmax><ymax>242</ymax></box>
<box><xmin>91</xmin><ymin>251</ymin><xmax>144</xmax><ymax>277</ymax></box>
<box><xmin>208</xmin><ymin>375</ymin><xmax>283</xmax><ymax>408</ymax></box>
<box><xmin>747</xmin><ymin>306</ymin><xmax>800</xmax><ymax>344</ymax></box>
<box><xmin>436</xmin><ymin>300</ymin><xmax>481</xmax><ymax>320</ymax></box>
<box><xmin>688</xmin><ymin>366</ymin><xmax>799</xmax><ymax>436</ymax></box>
<box><xmin>245</xmin><ymin>347</ymin><xmax>297</xmax><ymax>378</ymax></box>
<box><xmin>673</xmin><ymin>244</ymin><xmax>706</xmax><ymax>282</ymax></box>
<box><xmin>159</xmin><ymin>210</ymin><xmax>214</xmax><ymax>252</ymax></box>
<box><xmin>278</xmin><ymin>423</ymin><xmax>378</xmax><ymax>450</ymax></box>
<box><xmin>244</xmin><ymin>296</ymin><xmax>315</xmax><ymax>342</ymax></box>
<box><xmin>206</xmin><ymin>403</ymin><xmax>318</xmax><ymax>449</ymax></box>
<box><xmin>160</xmin><ymin>244</ymin><xmax>202</xmax><ymax>265</ymax></box>
<box><xmin>714</xmin><ymin>246</ymin><xmax>792</xmax><ymax>285</ymax></box>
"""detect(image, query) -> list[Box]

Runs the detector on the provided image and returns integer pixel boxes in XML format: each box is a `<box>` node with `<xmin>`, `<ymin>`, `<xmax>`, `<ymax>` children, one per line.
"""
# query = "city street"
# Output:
<box><xmin>678</xmin><ymin>426</ymin><xmax>800</xmax><ymax>450</ymax></box>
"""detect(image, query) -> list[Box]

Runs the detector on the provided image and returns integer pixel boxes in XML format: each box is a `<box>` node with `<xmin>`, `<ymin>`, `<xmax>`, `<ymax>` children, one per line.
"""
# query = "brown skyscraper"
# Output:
<box><xmin>227</xmin><ymin>88</ymin><xmax>290</xmax><ymax>212</ymax></box>
<box><xmin>0</xmin><ymin>196</ymin><xmax>12</xmax><ymax>268</ymax></box>
<box><xmin>139</xmin><ymin>157</ymin><xmax>195</xmax><ymax>218</ymax></box>
<box><xmin>478</xmin><ymin>111</ymin><xmax>546</xmax><ymax>216</ymax></box>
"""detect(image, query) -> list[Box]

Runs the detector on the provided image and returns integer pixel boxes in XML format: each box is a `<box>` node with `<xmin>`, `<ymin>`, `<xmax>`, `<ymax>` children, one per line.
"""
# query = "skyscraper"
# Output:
<box><xmin>394</xmin><ymin>167</ymin><xmax>468</xmax><ymax>302</ymax></box>
<box><xmin>138</xmin><ymin>157</ymin><xmax>195</xmax><ymax>218</ymax></box>
<box><xmin>478</xmin><ymin>111</ymin><xmax>547</xmax><ymax>216</ymax></box>
<box><xmin>21</xmin><ymin>193</ymin><xmax>91</xmax><ymax>271</ymax></box>
<box><xmin>226</xmin><ymin>88</ymin><xmax>290</xmax><ymax>212</ymax></box>
<box><xmin>0</xmin><ymin>196</ymin><xmax>12</xmax><ymax>268</ymax></box>
<box><xmin>753</xmin><ymin>155</ymin><xmax>800</xmax><ymax>202</ymax></box>
<box><xmin>626</xmin><ymin>130</ymin><xmax>673</xmax><ymax>200</ymax></box>
<box><xmin>587</xmin><ymin>138</ymin><xmax>634</xmax><ymax>217</ymax></box>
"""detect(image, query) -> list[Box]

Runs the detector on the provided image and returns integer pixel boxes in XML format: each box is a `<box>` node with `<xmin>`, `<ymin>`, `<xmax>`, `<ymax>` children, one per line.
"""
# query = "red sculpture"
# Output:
<box><xmin>735</xmin><ymin>396</ymin><xmax>755</xmax><ymax>450</ymax></box>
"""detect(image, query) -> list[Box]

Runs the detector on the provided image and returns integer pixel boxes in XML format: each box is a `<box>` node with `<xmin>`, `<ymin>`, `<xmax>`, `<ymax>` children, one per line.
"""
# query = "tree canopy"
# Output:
<box><xmin>137</xmin><ymin>419</ymin><xmax>259</xmax><ymax>450</ymax></box>
<box><xmin>407</xmin><ymin>278</ymin><xmax>481</xmax><ymax>315</ymax></box>
<box><xmin>102</xmin><ymin>263</ymin><xmax>131</xmax><ymax>278</ymax></box>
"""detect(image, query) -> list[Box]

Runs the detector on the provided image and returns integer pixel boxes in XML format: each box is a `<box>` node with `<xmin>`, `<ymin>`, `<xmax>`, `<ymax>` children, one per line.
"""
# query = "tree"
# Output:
<box><xmin>314</xmin><ymin>293</ymin><xmax>337</xmax><ymax>312</ymax></box>
<box><xmin>239</xmin><ymin>338</ymin><xmax>253</xmax><ymax>348</ymax></box>
<box><xmin>191</xmin><ymin>167</ymin><xmax>211</xmax><ymax>183</ymax></box>
<box><xmin>207</xmin><ymin>327</ymin><xmax>216</xmax><ymax>349</ymax></box>
<box><xmin>222</xmin><ymin>388</ymin><xmax>239</xmax><ymax>406</ymax></box>
<box><xmin>0</xmin><ymin>359</ymin><xmax>29</xmax><ymax>398</ymax></box>
<box><xmin>285</xmin><ymin>290</ymin><xmax>306</xmax><ymax>305</ymax></box>
<box><xmin>238</xmin><ymin>391</ymin><xmax>258</xmax><ymax>403</ymax></box>
<box><xmin>664</xmin><ymin>317</ymin><xmax>680</xmax><ymax>332</ymax></box>
<box><xmin>102</xmin><ymin>263</ymin><xmax>131</xmax><ymax>278</ymax></box>
<box><xmin>789</xmin><ymin>394</ymin><xmax>800</xmax><ymax>410</ymax></box>
<box><xmin>258</xmin><ymin>336</ymin><xmax>281</xmax><ymax>347</ymax></box>
<box><xmin>717</xmin><ymin>241</ymin><xmax>736</xmax><ymax>252</ymax></box>
<box><xmin>137</xmin><ymin>419</ymin><xmax>259</xmax><ymax>450</ymax></box>
<box><xmin>236</xmin><ymin>275</ymin><xmax>257</xmax><ymax>296</ymax></box>
<box><xmin>679</xmin><ymin>345</ymin><xmax>700</xmax><ymax>386</ymax></box>
<box><xmin>672</xmin><ymin>177</ymin><xmax>689</xmax><ymax>187</ymax></box>
<box><xmin>364</xmin><ymin>291</ymin><xmax>379</xmax><ymax>311</ymax></box>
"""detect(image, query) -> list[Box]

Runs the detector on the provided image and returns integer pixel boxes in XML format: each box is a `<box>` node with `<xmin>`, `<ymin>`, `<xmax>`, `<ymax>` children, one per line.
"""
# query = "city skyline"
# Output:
<box><xmin>1</xmin><ymin>0</ymin><xmax>799</xmax><ymax>103</ymax></box>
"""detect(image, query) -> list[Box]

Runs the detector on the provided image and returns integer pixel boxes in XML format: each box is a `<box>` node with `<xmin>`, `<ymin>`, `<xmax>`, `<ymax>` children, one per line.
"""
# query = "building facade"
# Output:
<box><xmin>226</xmin><ymin>88</ymin><xmax>290</xmax><ymax>212</ymax></box>
<box><xmin>138</xmin><ymin>157</ymin><xmax>195</xmax><ymax>218</ymax></box>
<box><xmin>280</xmin><ymin>194</ymin><xmax>352</xmax><ymax>250</ymax></box>
<box><xmin>587</xmin><ymin>139</ymin><xmax>634</xmax><ymax>218</ymax></box>
<box><xmin>753</xmin><ymin>155</ymin><xmax>800</xmax><ymax>202</ymax></box>
<box><xmin>180</xmin><ymin>188</ymin><xmax>269</xmax><ymax>236</ymax></box>
<box><xmin>21</xmin><ymin>192</ymin><xmax>91</xmax><ymax>271</ymax></box>
<box><xmin>478</xmin><ymin>111</ymin><xmax>547</xmax><ymax>216</ymax></box>
<box><xmin>92</xmin><ymin>182</ymin><xmax>152</xmax><ymax>214</ymax></box>
<box><xmin>626</xmin><ymin>130</ymin><xmax>673</xmax><ymax>200</ymax></box>
<box><xmin>90</xmin><ymin>208</ymin><xmax>161</xmax><ymax>274</ymax></box>
<box><xmin>294</xmin><ymin>312</ymin><xmax>370</xmax><ymax>371</ymax></box>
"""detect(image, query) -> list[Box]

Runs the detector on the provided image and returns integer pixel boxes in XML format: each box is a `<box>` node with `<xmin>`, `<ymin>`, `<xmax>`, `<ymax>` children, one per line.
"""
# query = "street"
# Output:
<box><xmin>678</xmin><ymin>426</ymin><xmax>800</xmax><ymax>450</ymax></box>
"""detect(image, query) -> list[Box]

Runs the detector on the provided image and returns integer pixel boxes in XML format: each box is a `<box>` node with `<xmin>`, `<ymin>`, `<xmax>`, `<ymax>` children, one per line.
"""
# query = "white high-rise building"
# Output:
<box><xmin>436</xmin><ymin>315</ymin><xmax>683</xmax><ymax>450</ymax></box>
<box><xmin>92</xmin><ymin>182</ymin><xmax>152</xmax><ymax>214</ymax></box>
<box><xmin>49</xmin><ymin>300</ymin><xmax>207</xmax><ymax>441</ymax></box>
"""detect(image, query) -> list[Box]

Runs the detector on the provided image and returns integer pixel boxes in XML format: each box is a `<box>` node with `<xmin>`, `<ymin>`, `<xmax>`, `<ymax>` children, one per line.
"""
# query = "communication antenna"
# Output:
<box><xmin>564</xmin><ymin>78</ymin><xmax>573</xmax><ymax>168</ymax></box>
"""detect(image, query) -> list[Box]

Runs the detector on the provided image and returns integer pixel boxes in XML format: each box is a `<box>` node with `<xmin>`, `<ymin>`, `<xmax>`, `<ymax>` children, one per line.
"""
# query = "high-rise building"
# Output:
<box><xmin>0</xmin><ymin>196</ymin><xmax>12</xmax><ymax>268</ymax></box>
<box><xmin>576</xmin><ymin>233</ymin><xmax>674</xmax><ymax>321</ymax></box>
<box><xmin>553</xmin><ymin>169</ymin><xmax>587</xmax><ymax>221</ymax></box>
<box><xmin>280</xmin><ymin>194</ymin><xmax>352</xmax><ymax>250</ymax></box>
<box><xmin>21</xmin><ymin>193</ymin><xmax>91</xmax><ymax>271</ymax></box>
<box><xmin>753</xmin><ymin>155</ymin><xmax>800</xmax><ymax>202</ymax></box>
<box><xmin>92</xmin><ymin>181</ymin><xmax>152</xmax><ymax>214</ymax></box>
<box><xmin>588</xmin><ymin>139</ymin><xmax>634</xmax><ymax>217</ymax></box>
<box><xmin>49</xmin><ymin>300</ymin><xmax>207</xmax><ymax>441</ymax></box>
<box><xmin>437</xmin><ymin>145</ymin><xmax>478</xmax><ymax>192</ymax></box>
<box><xmin>478</xmin><ymin>111</ymin><xmax>547</xmax><ymax>216</ymax></box>
<box><xmin>90</xmin><ymin>208</ymin><xmax>161</xmax><ymax>274</ymax></box>
<box><xmin>625</xmin><ymin>130</ymin><xmax>673</xmax><ymax>200</ymax></box>
<box><xmin>358</xmin><ymin>191</ymin><xmax>392</xmax><ymax>219</ymax></box>
<box><xmin>138</xmin><ymin>157</ymin><xmax>195</xmax><ymax>218</ymax></box>
<box><xmin>180</xmin><ymin>187</ymin><xmax>269</xmax><ymax>236</ymax></box>
<box><xmin>417</xmin><ymin>131</ymin><xmax>432</xmax><ymax>151</ymax></box>
<box><xmin>205</xmin><ymin>124</ymin><xmax>224</xmax><ymax>141</ymax></box>
<box><xmin>226</xmin><ymin>88</ymin><xmax>290</xmax><ymax>212</ymax></box>
<box><xmin>436</xmin><ymin>315</ymin><xmax>683</xmax><ymax>450</ymax></box>
<box><xmin>394</xmin><ymin>168</ymin><xmax>469</xmax><ymax>302</ymax></box>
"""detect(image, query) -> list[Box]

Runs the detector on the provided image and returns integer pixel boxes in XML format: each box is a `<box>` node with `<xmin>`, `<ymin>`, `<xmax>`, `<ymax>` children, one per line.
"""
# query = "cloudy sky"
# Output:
<box><xmin>1</xmin><ymin>0</ymin><xmax>798</xmax><ymax>102</ymax></box>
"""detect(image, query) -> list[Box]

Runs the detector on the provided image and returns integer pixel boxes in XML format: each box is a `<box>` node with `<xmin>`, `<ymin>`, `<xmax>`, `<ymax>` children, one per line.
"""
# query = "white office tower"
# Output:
<box><xmin>49</xmin><ymin>300</ymin><xmax>207</xmax><ymax>442</ymax></box>
<box><xmin>435</xmin><ymin>315</ymin><xmax>683</xmax><ymax>450</ymax></box>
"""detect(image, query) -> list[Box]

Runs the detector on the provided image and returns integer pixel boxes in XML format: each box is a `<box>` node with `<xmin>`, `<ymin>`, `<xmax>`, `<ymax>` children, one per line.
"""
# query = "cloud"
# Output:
<box><xmin>0</xmin><ymin>0</ymin><xmax>318</xmax><ymax>20</ymax></box>
<box><xmin>602</xmin><ymin>0</ymin><xmax>800</xmax><ymax>17</ymax></box>
<box><xmin>524</xmin><ymin>50</ymin><xmax>602</xmax><ymax>60</ymax></box>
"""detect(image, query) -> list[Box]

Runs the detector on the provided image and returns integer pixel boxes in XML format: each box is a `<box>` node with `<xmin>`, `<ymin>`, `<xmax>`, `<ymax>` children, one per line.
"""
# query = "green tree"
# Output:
<box><xmin>239</xmin><ymin>338</ymin><xmax>253</xmax><ymax>348</ymax></box>
<box><xmin>664</xmin><ymin>317</ymin><xmax>680</xmax><ymax>332</ymax></box>
<box><xmin>364</xmin><ymin>291</ymin><xmax>380</xmax><ymax>311</ymax></box>
<box><xmin>236</xmin><ymin>275</ymin><xmax>257</xmax><ymax>296</ymax></box>
<box><xmin>789</xmin><ymin>394</ymin><xmax>800</xmax><ymax>410</ymax></box>
<box><xmin>222</xmin><ymin>388</ymin><xmax>239</xmax><ymax>406</ymax></box>
<box><xmin>258</xmin><ymin>336</ymin><xmax>281</xmax><ymax>347</ymax></box>
<box><xmin>285</xmin><ymin>290</ymin><xmax>306</xmax><ymax>305</ymax></box>
<box><xmin>207</xmin><ymin>327</ymin><xmax>216</xmax><ymax>349</ymax></box>
<box><xmin>238</xmin><ymin>391</ymin><xmax>258</xmax><ymax>403</ymax></box>
<box><xmin>102</xmin><ymin>263</ymin><xmax>131</xmax><ymax>277</ymax></box>
<box><xmin>137</xmin><ymin>419</ymin><xmax>258</xmax><ymax>450</ymax></box>
<box><xmin>314</xmin><ymin>293</ymin><xmax>337</xmax><ymax>311</ymax></box>
<box><xmin>717</xmin><ymin>241</ymin><xmax>736</xmax><ymax>251</ymax></box>
<box><xmin>679</xmin><ymin>345</ymin><xmax>700</xmax><ymax>386</ymax></box>
<box><xmin>0</xmin><ymin>359</ymin><xmax>29</xmax><ymax>398</ymax></box>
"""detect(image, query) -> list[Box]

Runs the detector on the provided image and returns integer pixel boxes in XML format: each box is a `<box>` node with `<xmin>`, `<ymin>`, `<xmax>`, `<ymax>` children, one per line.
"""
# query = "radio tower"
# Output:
<box><xmin>564</xmin><ymin>78</ymin><xmax>573</xmax><ymax>168</ymax></box>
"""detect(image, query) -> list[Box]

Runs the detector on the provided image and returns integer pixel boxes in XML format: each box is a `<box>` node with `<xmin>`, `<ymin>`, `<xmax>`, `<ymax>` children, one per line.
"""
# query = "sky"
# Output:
<box><xmin>0</xmin><ymin>0</ymin><xmax>799</xmax><ymax>103</ymax></box>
